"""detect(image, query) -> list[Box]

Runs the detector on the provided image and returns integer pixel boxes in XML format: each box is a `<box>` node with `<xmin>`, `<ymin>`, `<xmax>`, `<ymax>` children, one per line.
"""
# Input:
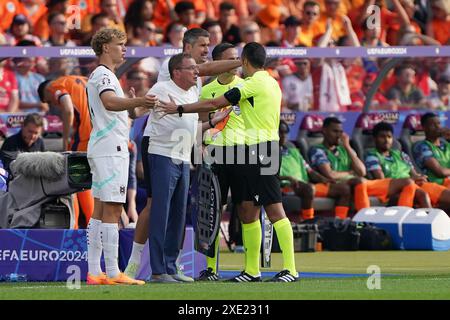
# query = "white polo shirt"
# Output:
<box><xmin>145</xmin><ymin>80</ymin><xmax>199</xmax><ymax>162</ymax></box>
<box><xmin>158</xmin><ymin>57</ymin><xmax>202</xmax><ymax>95</ymax></box>
<box><xmin>281</xmin><ymin>74</ymin><xmax>313</xmax><ymax>111</ymax></box>
<box><xmin>86</xmin><ymin>65</ymin><xmax>129</xmax><ymax>158</ymax></box>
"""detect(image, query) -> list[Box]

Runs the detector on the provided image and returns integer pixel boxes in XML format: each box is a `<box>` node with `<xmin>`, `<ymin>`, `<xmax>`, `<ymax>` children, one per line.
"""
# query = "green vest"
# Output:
<box><xmin>367</xmin><ymin>149</ymin><xmax>411</xmax><ymax>179</ymax></box>
<box><xmin>316</xmin><ymin>144</ymin><xmax>351</xmax><ymax>172</ymax></box>
<box><xmin>280</xmin><ymin>146</ymin><xmax>309</xmax><ymax>185</ymax></box>
<box><xmin>424</xmin><ymin>140</ymin><xmax>450</xmax><ymax>185</ymax></box>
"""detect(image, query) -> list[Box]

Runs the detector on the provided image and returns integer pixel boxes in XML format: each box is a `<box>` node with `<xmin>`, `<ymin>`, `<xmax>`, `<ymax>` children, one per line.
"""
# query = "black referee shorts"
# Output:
<box><xmin>214</xmin><ymin>142</ymin><xmax>282</xmax><ymax>207</ymax></box>
<box><xmin>141</xmin><ymin>135</ymin><xmax>152</xmax><ymax>198</ymax></box>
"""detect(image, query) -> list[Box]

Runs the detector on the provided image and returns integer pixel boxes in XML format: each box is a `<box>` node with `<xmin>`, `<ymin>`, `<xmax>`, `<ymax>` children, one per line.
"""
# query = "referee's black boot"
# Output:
<box><xmin>196</xmin><ymin>268</ymin><xmax>219</xmax><ymax>281</ymax></box>
<box><xmin>226</xmin><ymin>271</ymin><xmax>262</xmax><ymax>282</ymax></box>
<box><xmin>268</xmin><ymin>270</ymin><xmax>299</xmax><ymax>282</ymax></box>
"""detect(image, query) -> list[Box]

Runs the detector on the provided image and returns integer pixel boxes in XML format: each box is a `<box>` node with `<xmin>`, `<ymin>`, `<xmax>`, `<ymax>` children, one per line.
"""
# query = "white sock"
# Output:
<box><xmin>87</xmin><ymin>218</ymin><xmax>103</xmax><ymax>276</ymax></box>
<box><xmin>100</xmin><ymin>223</ymin><xmax>120</xmax><ymax>278</ymax></box>
<box><xmin>128</xmin><ymin>241</ymin><xmax>145</xmax><ymax>267</ymax></box>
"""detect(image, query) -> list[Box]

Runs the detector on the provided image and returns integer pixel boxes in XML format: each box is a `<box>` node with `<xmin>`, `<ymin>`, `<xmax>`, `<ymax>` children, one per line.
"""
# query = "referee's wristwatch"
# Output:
<box><xmin>177</xmin><ymin>105</ymin><xmax>184</xmax><ymax>117</ymax></box>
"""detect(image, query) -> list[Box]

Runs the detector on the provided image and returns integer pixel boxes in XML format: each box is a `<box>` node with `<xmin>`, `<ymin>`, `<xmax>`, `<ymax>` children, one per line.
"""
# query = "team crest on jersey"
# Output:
<box><xmin>120</xmin><ymin>185</ymin><xmax>126</xmax><ymax>195</ymax></box>
<box><xmin>101</xmin><ymin>76</ymin><xmax>111</xmax><ymax>86</ymax></box>
<box><xmin>232</xmin><ymin>105</ymin><xmax>241</xmax><ymax>115</ymax></box>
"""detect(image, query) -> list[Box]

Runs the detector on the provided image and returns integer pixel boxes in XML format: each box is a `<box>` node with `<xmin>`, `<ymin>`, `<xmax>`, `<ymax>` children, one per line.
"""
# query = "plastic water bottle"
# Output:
<box><xmin>4</xmin><ymin>273</ymin><xmax>27</xmax><ymax>282</ymax></box>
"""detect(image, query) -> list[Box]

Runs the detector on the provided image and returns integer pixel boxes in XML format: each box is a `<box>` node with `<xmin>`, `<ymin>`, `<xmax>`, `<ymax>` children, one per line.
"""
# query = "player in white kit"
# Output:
<box><xmin>85</xmin><ymin>28</ymin><xmax>158</xmax><ymax>285</ymax></box>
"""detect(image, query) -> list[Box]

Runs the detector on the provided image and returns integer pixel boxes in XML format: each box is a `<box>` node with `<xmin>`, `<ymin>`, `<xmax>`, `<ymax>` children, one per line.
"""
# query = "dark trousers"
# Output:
<box><xmin>148</xmin><ymin>153</ymin><xmax>189</xmax><ymax>275</ymax></box>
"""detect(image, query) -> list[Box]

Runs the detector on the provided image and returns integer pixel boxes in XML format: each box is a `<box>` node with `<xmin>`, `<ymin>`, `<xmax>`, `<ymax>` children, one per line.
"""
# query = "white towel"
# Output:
<box><xmin>319</xmin><ymin>61</ymin><xmax>351</xmax><ymax>111</ymax></box>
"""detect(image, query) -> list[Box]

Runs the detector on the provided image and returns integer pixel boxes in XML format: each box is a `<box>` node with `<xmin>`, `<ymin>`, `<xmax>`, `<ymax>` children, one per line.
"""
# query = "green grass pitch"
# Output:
<box><xmin>1</xmin><ymin>251</ymin><xmax>449</xmax><ymax>300</ymax></box>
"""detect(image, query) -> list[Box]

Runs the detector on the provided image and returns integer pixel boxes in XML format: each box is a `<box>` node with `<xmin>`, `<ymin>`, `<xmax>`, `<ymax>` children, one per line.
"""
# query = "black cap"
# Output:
<box><xmin>284</xmin><ymin>16</ymin><xmax>301</xmax><ymax>27</ymax></box>
<box><xmin>12</xmin><ymin>14</ymin><xmax>29</xmax><ymax>25</ymax></box>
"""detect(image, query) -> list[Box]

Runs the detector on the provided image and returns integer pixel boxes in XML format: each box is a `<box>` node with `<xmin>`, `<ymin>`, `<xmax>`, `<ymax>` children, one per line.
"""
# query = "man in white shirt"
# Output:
<box><xmin>85</xmin><ymin>28</ymin><xmax>157</xmax><ymax>286</ymax></box>
<box><xmin>281</xmin><ymin>58</ymin><xmax>313</xmax><ymax>111</ymax></box>
<box><xmin>145</xmin><ymin>53</ymin><xmax>227</xmax><ymax>282</ymax></box>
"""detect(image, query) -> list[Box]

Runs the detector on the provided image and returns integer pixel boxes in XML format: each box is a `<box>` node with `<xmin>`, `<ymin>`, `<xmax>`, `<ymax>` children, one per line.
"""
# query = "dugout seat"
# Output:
<box><xmin>351</xmin><ymin>113</ymin><xmax>402</xmax><ymax>161</ymax></box>
<box><xmin>296</xmin><ymin>114</ymin><xmax>324</xmax><ymax>162</ymax></box>
<box><xmin>399</xmin><ymin>114</ymin><xmax>425</xmax><ymax>168</ymax></box>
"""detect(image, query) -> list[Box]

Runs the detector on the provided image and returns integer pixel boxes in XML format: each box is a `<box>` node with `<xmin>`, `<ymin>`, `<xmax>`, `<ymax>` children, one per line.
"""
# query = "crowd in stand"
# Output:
<box><xmin>0</xmin><ymin>0</ymin><xmax>449</xmax><ymax>115</ymax></box>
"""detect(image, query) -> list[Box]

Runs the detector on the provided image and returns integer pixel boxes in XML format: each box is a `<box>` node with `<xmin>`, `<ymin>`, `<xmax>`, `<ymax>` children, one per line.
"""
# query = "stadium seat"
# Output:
<box><xmin>351</xmin><ymin>113</ymin><xmax>402</xmax><ymax>160</ymax></box>
<box><xmin>399</xmin><ymin>114</ymin><xmax>425</xmax><ymax>167</ymax></box>
<box><xmin>296</xmin><ymin>114</ymin><xmax>325</xmax><ymax>162</ymax></box>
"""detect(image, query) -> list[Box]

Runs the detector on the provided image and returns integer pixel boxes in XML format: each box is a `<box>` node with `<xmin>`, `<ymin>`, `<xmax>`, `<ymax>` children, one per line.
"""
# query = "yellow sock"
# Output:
<box><xmin>273</xmin><ymin>218</ymin><xmax>298</xmax><ymax>277</ymax></box>
<box><xmin>242</xmin><ymin>220</ymin><xmax>262</xmax><ymax>277</ymax></box>
<box><xmin>206</xmin><ymin>233</ymin><xmax>220</xmax><ymax>273</ymax></box>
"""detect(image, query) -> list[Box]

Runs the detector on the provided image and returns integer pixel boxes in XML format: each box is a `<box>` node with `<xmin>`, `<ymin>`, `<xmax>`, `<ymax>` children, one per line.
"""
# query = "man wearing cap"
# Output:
<box><xmin>6</xmin><ymin>14</ymin><xmax>42</xmax><ymax>45</ymax></box>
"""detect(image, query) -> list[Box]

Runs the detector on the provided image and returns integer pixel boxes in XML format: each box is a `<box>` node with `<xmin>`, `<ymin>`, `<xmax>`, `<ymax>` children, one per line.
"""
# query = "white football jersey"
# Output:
<box><xmin>86</xmin><ymin>65</ymin><xmax>129</xmax><ymax>158</ymax></box>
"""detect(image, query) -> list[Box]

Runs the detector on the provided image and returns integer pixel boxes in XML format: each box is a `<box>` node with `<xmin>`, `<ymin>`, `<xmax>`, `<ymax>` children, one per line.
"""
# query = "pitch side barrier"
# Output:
<box><xmin>2</xmin><ymin>45</ymin><xmax>448</xmax><ymax>136</ymax></box>
<box><xmin>0</xmin><ymin>45</ymin><xmax>448</xmax><ymax>58</ymax></box>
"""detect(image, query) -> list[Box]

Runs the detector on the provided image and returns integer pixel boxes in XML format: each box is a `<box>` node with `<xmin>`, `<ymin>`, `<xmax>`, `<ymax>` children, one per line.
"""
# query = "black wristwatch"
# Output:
<box><xmin>177</xmin><ymin>105</ymin><xmax>184</xmax><ymax>117</ymax></box>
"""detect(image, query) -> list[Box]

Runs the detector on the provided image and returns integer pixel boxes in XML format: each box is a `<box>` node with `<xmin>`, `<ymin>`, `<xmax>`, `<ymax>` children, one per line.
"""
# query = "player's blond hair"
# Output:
<box><xmin>91</xmin><ymin>28</ymin><xmax>126</xmax><ymax>56</ymax></box>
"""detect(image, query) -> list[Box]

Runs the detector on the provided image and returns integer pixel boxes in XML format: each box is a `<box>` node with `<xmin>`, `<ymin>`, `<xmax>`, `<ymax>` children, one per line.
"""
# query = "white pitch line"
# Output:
<box><xmin>5</xmin><ymin>285</ymin><xmax>68</xmax><ymax>290</ymax></box>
